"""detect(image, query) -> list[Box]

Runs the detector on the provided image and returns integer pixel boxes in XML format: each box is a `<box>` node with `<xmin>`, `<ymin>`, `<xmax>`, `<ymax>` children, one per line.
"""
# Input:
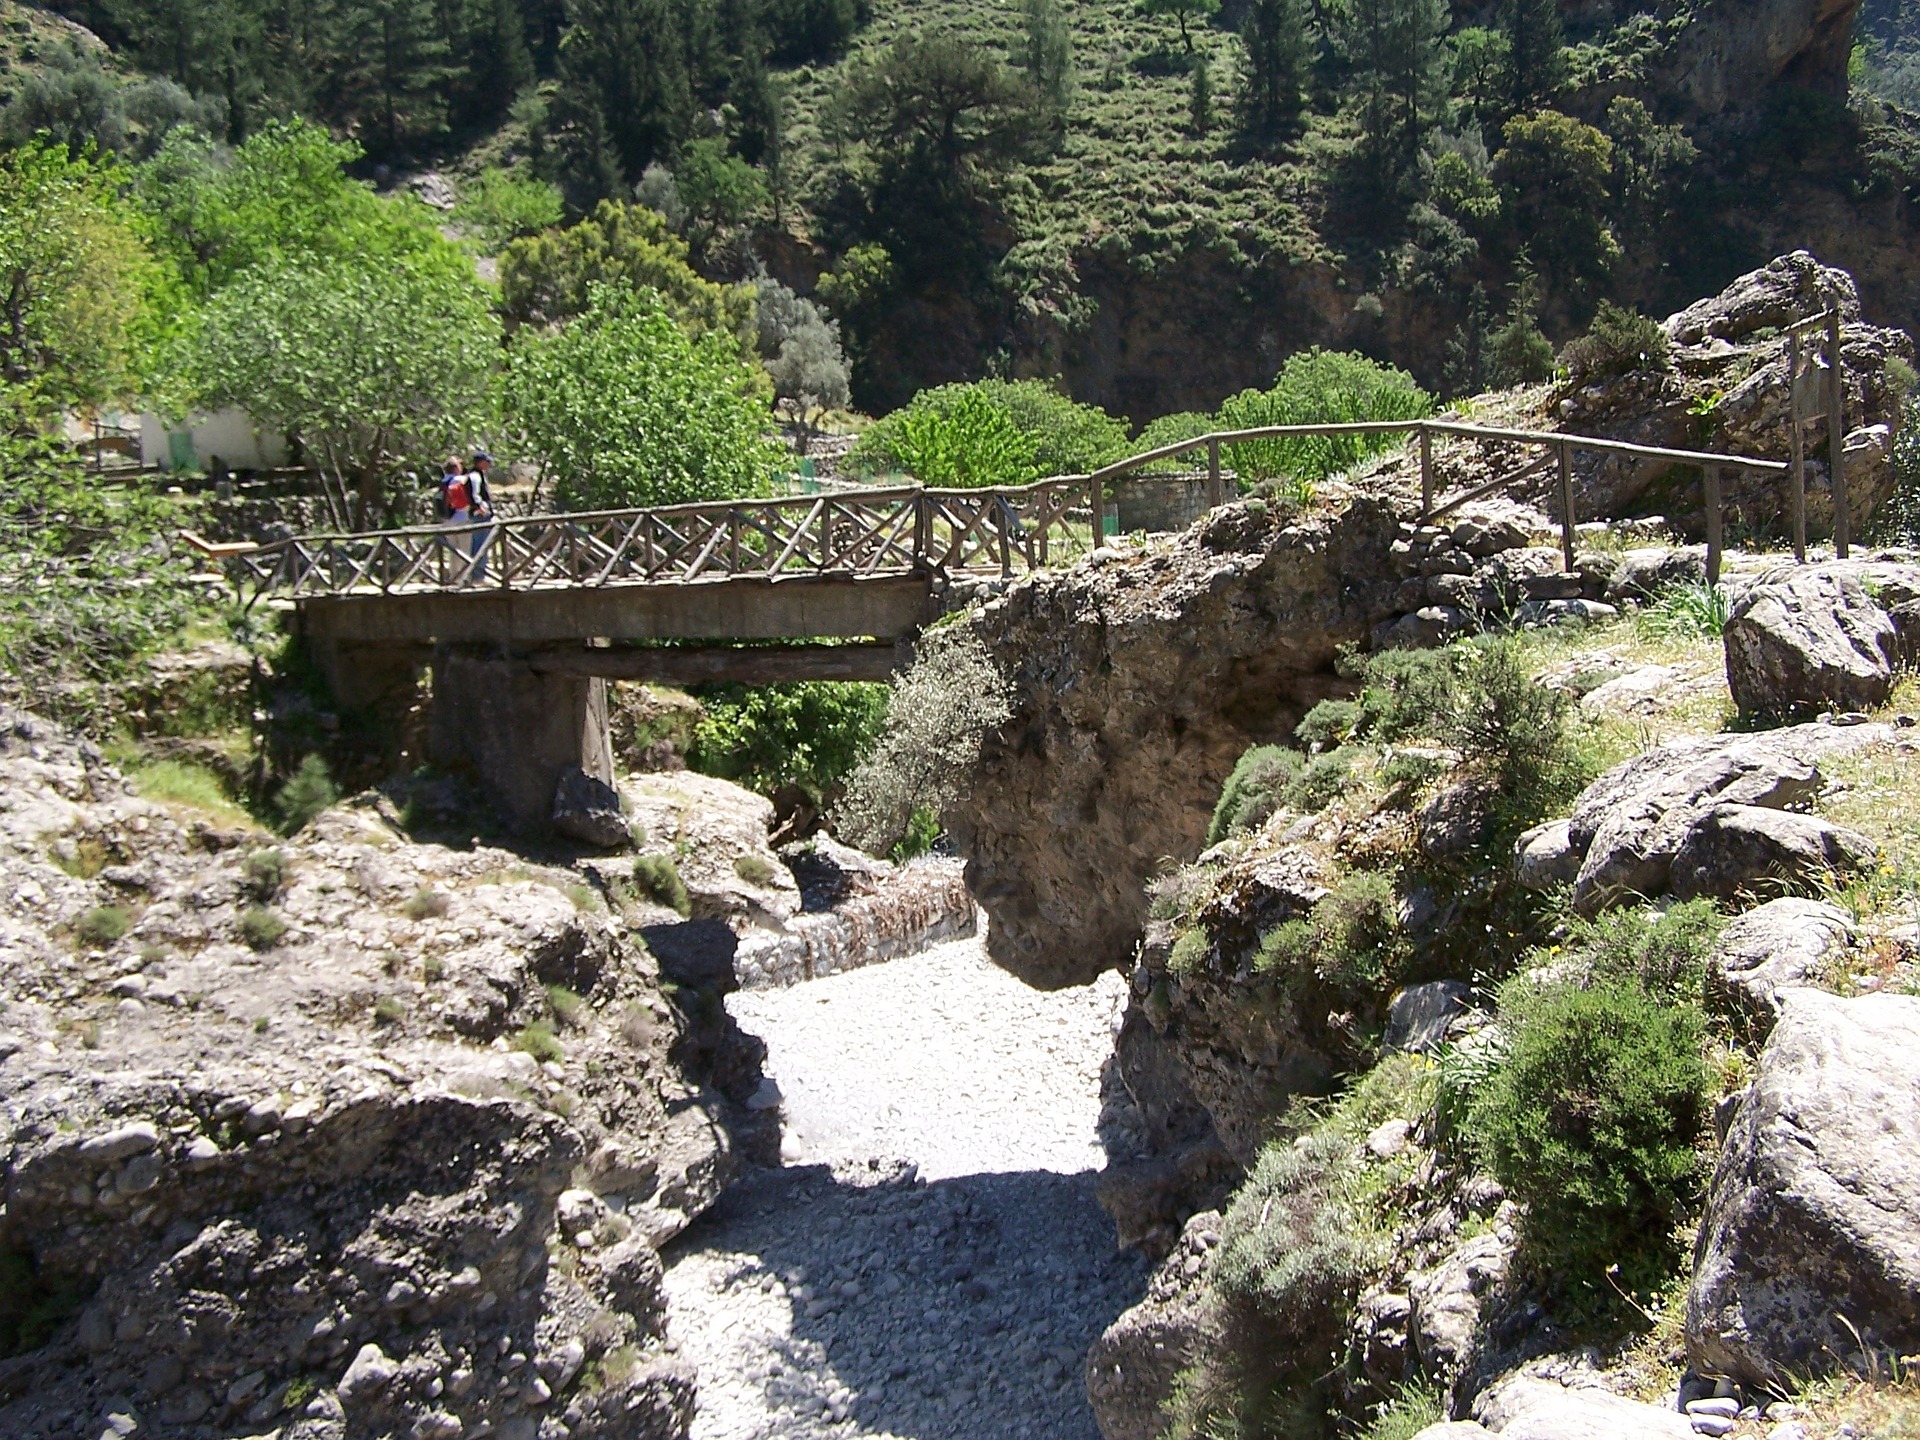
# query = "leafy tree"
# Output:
<box><xmin>849</xmin><ymin>378</ymin><xmax>1127</xmax><ymax>482</ymax></box>
<box><xmin>1139</xmin><ymin>0</ymin><xmax>1221</xmax><ymax>53</ymax></box>
<box><xmin>689</xmin><ymin>681</ymin><xmax>888</xmax><ymax>813</ymax></box>
<box><xmin>1604</xmin><ymin>96</ymin><xmax>1697</xmax><ymax>247</ymax></box>
<box><xmin>497</xmin><ymin>200</ymin><xmax>754</xmax><ymax>338</ymax></box>
<box><xmin>1237</xmin><ymin>0</ymin><xmax>1313</xmax><ymax>146</ymax></box>
<box><xmin>1448</xmin><ymin>26</ymin><xmax>1510</xmax><ymax>129</ymax></box>
<box><xmin>451</xmin><ymin>169</ymin><xmax>564</xmax><ymax>251</ymax></box>
<box><xmin>500</xmin><ymin>280</ymin><xmax>783</xmax><ymax>510</ymax></box>
<box><xmin>1499</xmin><ymin>0</ymin><xmax>1564</xmax><ymax>113</ymax></box>
<box><xmin>1338</xmin><ymin>0</ymin><xmax>1451</xmax><ymax>178</ymax></box>
<box><xmin>1024</xmin><ymin>0</ymin><xmax>1074</xmax><ymax>111</ymax></box>
<box><xmin>674</xmin><ymin>136</ymin><xmax>770</xmax><ymax>254</ymax></box>
<box><xmin>830</xmin><ymin>32</ymin><xmax>1035</xmax><ymax>175</ymax></box>
<box><xmin>754</xmin><ymin>278</ymin><xmax>851</xmax><ymax>448</ymax></box>
<box><xmin>1216</xmin><ymin>348</ymin><xmax>1434</xmax><ymax>488</ymax></box>
<box><xmin>189</xmin><ymin>254</ymin><xmax>499</xmax><ymax>527</ymax></box>
<box><xmin>0</xmin><ymin>47</ymin><xmax>224</xmax><ymax>158</ymax></box>
<box><xmin>1492</xmin><ymin>109</ymin><xmax>1619</xmax><ymax>302</ymax></box>
<box><xmin>0</xmin><ymin>143</ymin><xmax>167</xmax><ymax>414</ymax></box>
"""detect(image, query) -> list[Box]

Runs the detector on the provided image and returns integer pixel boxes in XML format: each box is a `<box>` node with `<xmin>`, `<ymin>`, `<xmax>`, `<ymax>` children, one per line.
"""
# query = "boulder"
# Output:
<box><xmin>1384</xmin><ymin>980</ymin><xmax>1473</xmax><ymax>1054</ymax></box>
<box><xmin>1087</xmin><ymin>1212</ymin><xmax>1224</xmax><ymax>1440</ymax></box>
<box><xmin>1667</xmin><ymin>803</ymin><xmax>1876</xmax><ymax>905</ymax></box>
<box><xmin>1469</xmin><ymin>1374</ymin><xmax>1693</xmax><ymax>1439</ymax></box>
<box><xmin>1687</xmin><ymin>990</ymin><xmax>1920</xmax><ymax>1388</ymax></box>
<box><xmin>1723</xmin><ymin>566</ymin><xmax>1904</xmax><ymax>716</ymax></box>
<box><xmin>1513</xmin><ymin>819</ymin><xmax>1580</xmax><ymax>891</ymax></box>
<box><xmin>1604</xmin><ymin>547</ymin><xmax>1706</xmax><ymax>604</ymax></box>
<box><xmin>551</xmin><ymin>764</ymin><xmax>631</xmax><ymax>848</ymax></box>
<box><xmin>1706</xmin><ymin>898</ymin><xmax>1855</xmax><ymax>1027</ymax></box>
<box><xmin>1410</xmin><ymin>1231</ymin><xmax>1514</xmax><ymax>1383</ymax></box>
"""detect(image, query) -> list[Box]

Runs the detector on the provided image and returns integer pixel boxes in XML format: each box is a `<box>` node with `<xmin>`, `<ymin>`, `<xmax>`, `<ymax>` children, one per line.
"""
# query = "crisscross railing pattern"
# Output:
<box><xmin>222</xmin><ymin>478</ymin><xmax>1100</xmax><ymax>602</ymax></box>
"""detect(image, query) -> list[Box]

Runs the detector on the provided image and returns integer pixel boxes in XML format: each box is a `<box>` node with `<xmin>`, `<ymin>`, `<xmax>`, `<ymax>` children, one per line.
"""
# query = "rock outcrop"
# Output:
<box><xmin>1459</xmin><ymin>1372</ymin><xmax>1694</xmax><ymax>1438</ymax></box>
<box><xmin>949</xmin><ymin>497</ymin><xmax>1403</xmax><ymax>990</ymax></box>
<box><xmin>1687</xmin><ymin>989</ymin><xmax>1920</xmax><ymax>1389</ymax></box>
<box><xmin>1085</xmin><ymin>1212</ymin><xmax>1223</xmax><ymax>1440</ymax></box>
<box><xmin>0</xmin><ymin>705</ymin><xmax>765</xmax><ymax>1440</ymax></box>
<box><xmin>1515</xmin><ymin>721</ymin><xmax>1893</xmax><ymax>913</ymax></box>
<box><xmin>1723</xmin><ymin>558</ymin><xmax>1920</xmax><ymax>716</ymax></box>
<box><xmin>1705</xmin><ymin>897</ymin><xmax>1856</xmax><ymax>1028</ymax></box>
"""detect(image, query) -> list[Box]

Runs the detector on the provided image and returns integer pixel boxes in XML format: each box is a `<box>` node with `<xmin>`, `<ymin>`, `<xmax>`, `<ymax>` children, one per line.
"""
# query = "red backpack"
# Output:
<box><xmin>444</xmin><ymin>473</ymin><xmax>472</xmax><ymax>512</ymax></box>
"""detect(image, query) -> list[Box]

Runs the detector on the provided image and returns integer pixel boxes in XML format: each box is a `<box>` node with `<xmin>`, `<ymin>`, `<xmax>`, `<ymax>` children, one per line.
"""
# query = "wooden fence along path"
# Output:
<box><xmin>207</xmin><ymin>414</ymin><xmax>1824</xmax><ymax>604</ymax></box>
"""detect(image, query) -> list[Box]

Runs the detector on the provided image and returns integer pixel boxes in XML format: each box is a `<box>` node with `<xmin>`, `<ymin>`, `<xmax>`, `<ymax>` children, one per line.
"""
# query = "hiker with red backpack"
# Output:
<box><xmin>439</xmin><ymin>451</ymin><xmax>496</xmax><ymax>582</ymax></box>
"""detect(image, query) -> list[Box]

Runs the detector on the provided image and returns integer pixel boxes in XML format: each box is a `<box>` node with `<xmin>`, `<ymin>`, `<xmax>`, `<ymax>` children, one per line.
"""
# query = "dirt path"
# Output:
<box><xmin>660</xmin><ymin>933</ymin><xmax>1145</xmax><ymax>1440</ymax></box>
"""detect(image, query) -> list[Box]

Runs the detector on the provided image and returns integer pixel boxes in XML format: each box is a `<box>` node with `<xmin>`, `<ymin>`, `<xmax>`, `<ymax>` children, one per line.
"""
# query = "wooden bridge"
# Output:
<box><xmin>199</xmin><ymin>419</ymin><xmax>1806</xmax><ymax>837</ymax></box>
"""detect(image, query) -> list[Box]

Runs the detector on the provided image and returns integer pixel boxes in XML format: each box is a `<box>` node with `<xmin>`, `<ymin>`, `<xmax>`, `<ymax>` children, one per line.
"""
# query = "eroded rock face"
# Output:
<box><xmin>1686</xmin><ymin>989</ymin><xmax>1920</xmax><ymax>1389</ymax></box>
<box><xmin>0</xmin><ymin>705</ymin><xmax>760</xmax><ymax>1440</ymax></box>
<box><xmin>1085</xmin><ymin>1211</ymin><xmax>1223</xmax><ymax>1440</ymax></box>
<box><xmin>949</xmin><ymin>497</ymin><xmax>1402</xmax><ymax>990</ymax></box>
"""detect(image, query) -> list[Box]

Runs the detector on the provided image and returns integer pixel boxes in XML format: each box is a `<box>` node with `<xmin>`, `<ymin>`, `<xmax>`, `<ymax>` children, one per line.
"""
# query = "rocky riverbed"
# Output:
<box><xmin>660</xmin><ymin>936</ymin><xmax>1149</xmax><ymax>1440</ymax></box>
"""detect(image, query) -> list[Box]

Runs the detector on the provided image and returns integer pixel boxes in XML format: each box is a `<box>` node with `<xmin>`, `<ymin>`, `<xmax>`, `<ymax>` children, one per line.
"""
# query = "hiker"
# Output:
<box><xmin>439</xmin><ymin>456</ymin><xmax>468</xmax><ymax>522</ymax></box>
<box><xmin>464</xmin><ymin>450</ymin><xmax>497</xmax><ymax>582</ymax></box>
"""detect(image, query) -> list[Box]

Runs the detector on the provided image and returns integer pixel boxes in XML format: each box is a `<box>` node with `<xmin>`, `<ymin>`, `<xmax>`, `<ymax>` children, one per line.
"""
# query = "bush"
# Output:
<box><xmin>1449</xmin><ymin>637</ymin><xmax>1590</xmax><ymax>826</ymax></box>
<box><xmin>372</xmin><ymin>994</ymin><xmax>406</xmax><ymax>1025</ymax></box>
<box><xmin>275</xmin><ymin>755</ymin><xmax>339</xmax><ymax>835</ymax></box>
<box><xmin>849</xmin><ymin>378</ymin><xmax>1132</xmax><ymax>484</ymax></box>
<box><xmin>1639</xmin><ymin>582</ymin><xmax>1731</xmax><ymax>640</ymax></box>
<box><xmin>239</xmin><ymin>906</ymin><xmax>289</xmax><ymax>951</ymax></box>
<box><xmin>689</xmin><ymin>680</ymin><xmax>888</xmax><ymax>811</ymax></box>
<box><xmin>1216</xmin><ymin>349</ymin><xmax>1434</xmax><ymax>492</ymax></box>
<box><xmin>733</xmin><ymin>853</ymin><xmax>778</xmax><ymax>886</ymax></box>
<box><xmin>835</xmin><ymin>627</ymin><xmax>1013</xmax><ymax>856</ymax></box>
<box><xmin>1207</xmin><ymin>745</ymin><xmax>1302</xmax><ymax>843</ymax></box>
<box><xmin>1466</xmin><ymin>977</ymin><xmax>1708</xmax><ymax>1289</ymax></box>
<box><xmin>516</xmin><ymin>1020</ymin><xmax>564</xmax><ymax>1064</ymax></box>
<box><xmin>1132</xmin><ymin>410</ymin><xmax>1217</xmax><ymax>472</ymax></box>
<box><xmin>1559</xmin><ymin>300</ymin><xmax>1671</xmax><ymax>385</ymax></box>
<box><xmin>403</xmin><ymin>888</ymin><xmax>450</xmax><ymax>922</ymax></box>
<box><xmin>1254</xmin><ymin>869</ymin><xmax>1402</xmax><ymax>1000</ymax></box>
<box><xmin>632</xmin><ymin>853</ymin><xmax>692</xmax><ymax>916</ymax></box>
<box><xmin>546</xmin><ymin>984</ymin><xmax>587</xmax><ymax>1026</ymax></box>
<box><xmin>1287</xmin><ymin>750</ymin><xmax>1353</xmax><ymax>813</ymax></box>
<box><xmin>890</xmin><ymin>806</ymin><xmax>942</xmax><ymax>861</ymax></box>
<box><xmin>242</xmin><ymin>848</ymin><xmax>286</xmax><ymax>901</ymax></box>
<box><xmin>75</xmin><ymin>906</ymin><xmax>130</xmax><ymax>948</ymax></box>
<box><xmin>452</xmin><ymin>170</ymin><xmax>564</xmax><ymax>252</ymax></box>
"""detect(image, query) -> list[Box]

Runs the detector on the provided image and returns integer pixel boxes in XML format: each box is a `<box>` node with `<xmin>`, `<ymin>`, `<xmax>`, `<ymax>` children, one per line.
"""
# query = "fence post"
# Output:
<box><xmin>1090</xmin><ymin>473</ymin><xmax>1103</xmax><ymax>548</ymax></box>
<box><xmin>1789</xmin><ymin>329</ymin><xmax>1807</xmax><ymax>563</ymax></box>
<box><xmin>1418</xmin><ymin>425</ymin><xmax>1433</xmax><ymax>522</ymax></box>
<box><xmin>1828</xmin><ymin>306</ymin><xmax>1848</xmax><ymax>558</ymax></box>
<box><xmin>1556</xmin><ymin>439</ymin><xmax>1576</xmax><ymax>573</ymax></box>
<box><xmin>1207</xmin><ymin>437</ymin><xmax>1222</xmax><ymax>508</ymax></box>
<box><xmin>1704</xmin><ymin>466</ymin><xmax>1723</xmax><ymax>587</ymax></box>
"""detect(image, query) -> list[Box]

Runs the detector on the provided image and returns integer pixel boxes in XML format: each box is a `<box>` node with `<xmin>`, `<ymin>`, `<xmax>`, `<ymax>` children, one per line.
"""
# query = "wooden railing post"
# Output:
<box><xmin>1556</xmin><ymin>439</ymin><xmax>1576</xmax><ymax>573</ymax></box>
<box><xmin>1789</xmin><ymin>329</ymin><xmax>1808</xmax><ymax>563</ymax></box>
<box><xmin>1090</xmin><ymin>473</ymin><xmax>1103</xmax><ymax>548</ymax></box>
<box><xmin>1418</xmin><ymin>425</ymin><xmax>1433</xmax><ymax>522</ymax></box>
<box><xmin>1828</xmin><ymin>306</ymin><xmax>1848</xmax><ymax>558</ymax></box>
<box><xmin>1704</xmin><ymin>466</ymin><xmax>1723</xmax><ymax>587</ymax></box>
<box><xmin>1207</xmin><ymin>437</ymin><xmax>1222</xmax><ymax>507</ymax></box>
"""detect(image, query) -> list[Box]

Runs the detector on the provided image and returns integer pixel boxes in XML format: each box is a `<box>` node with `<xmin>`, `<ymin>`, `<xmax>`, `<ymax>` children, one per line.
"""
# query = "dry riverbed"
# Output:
<box><xmin>661</xmin><ymin>933</ymin><xmax>1146</xmax><ymax>1440</ymax></box>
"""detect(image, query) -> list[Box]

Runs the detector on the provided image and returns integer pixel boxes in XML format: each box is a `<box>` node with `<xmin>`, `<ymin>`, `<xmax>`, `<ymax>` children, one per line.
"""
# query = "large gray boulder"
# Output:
<box><xmin>1518</xmin><ymin>723</ymin><xmax>1893</xmax><ymax>913</ymax></box>
<box><xmin>1706</xmin><ymin>898</ymin><xmax>1855</xmax><ymax>1028</ymax></box>
<box><xmin>1722</xmin><ymin>564</ymin><xmax>1916</xmax><ymax>717</ymax></box>
<box><xmin>1687</xmin><ymin>990</ymin><xmax>1920</xmax><ymax>1388</ymax></box>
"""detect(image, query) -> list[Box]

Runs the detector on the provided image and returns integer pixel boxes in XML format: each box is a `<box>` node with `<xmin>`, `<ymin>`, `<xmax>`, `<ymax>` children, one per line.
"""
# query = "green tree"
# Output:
<box><xmin>497</xmin><ymin>199</ymin><xmax>755</xmax><ymax>338</ymax></box>
<box><xmin>831</xmin><ymin>32</ymin><xmax>1035</xmax><ymax>174</ymax></box>
<box><xmin>500</xmin><ymin>280</ymin><xmax>783</xmax><ymax>510</ymax></box>
<box><xmin>1338</xmin><ymin>0</ymin><xmax>1451</xmax><ymax>178</ymax></box>
<box><xmin>1237</xmin><ymin>0</ymin><xmax>1313</xmax><ymax>146</ymax></box>
<box><xmin>1140</xmin><ymin>0</ymin><xmax>1221</xmax><ymax>53</ymax></box>
<box><xmin>674</xmin><ymin>136</ymin><xmax>770</xmax><ymax>254</ymax></box>
<box><xmin>1024</xmin><ymin>0</ymin><xmax>1074</xmax><ymax>111</ymax></box>
<box><xmin>1604</xmin><ymin>96</ymin><xmax>1697</xmax><ymax>247</ymax></box>
<box><xmin>1492</xmin><ymin>109</ymin><xmax>1619</xmax><ymax>302</ymax></box>
<box><xmin>689</xmin><ymin>681</ymin><xmax>888</xmax><ymax>813</ymax></box>
<box><xmin>451</xmin><ymin>169</ymin><xmax>564</xmax><ymax>252</ymax></box>
<box><xmin>848</xmin><ymin>386</ymin><xmax>1038</xmax><ymax>487</ymax></box>
<box><xmin>1216</xmin><ymin>348</ymin><xmax>1434</xmax><ymax>489</ymax></box>
<box><xmin>189</xmin><ymin>254</ymin><xmax>499</xmax><ymax>527</ymax></box>
<box><xmin>1189</xmin><ymin>55</ymin><xmax>1213</xmax><ymax>134</ymax></box>
<box><xmin>548</xmin><ymin>0</ymin><xmax>695</xmax><ymax>195</ymax></box>
<box><xmin>1448</xmin><ymin>26</ymin><xmax>1510</xmax><ymax>128</ymax></box>
<box><xmin>0</xmin><ymin>143</ymin><xmax>167</xmax><ymax>414</ymax></box>
<box><xmin>456</xmin><ymin>0</ymin><xmax>536</xmax><ymax>128</ymax></box>
<box><xmin>330</xmin><ymin>0</ymin><xmax>454</xmax><ymax>152</ymax></box>
<box><xmin>1499</xmin><ymin>0</ymin><xmax>1564</xmax><ymax>113</ymax></box>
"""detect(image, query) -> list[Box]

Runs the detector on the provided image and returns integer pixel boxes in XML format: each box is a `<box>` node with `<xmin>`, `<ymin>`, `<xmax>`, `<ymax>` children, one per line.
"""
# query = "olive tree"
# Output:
<box><xmin>501</xmin><ymin>280</ymin><xmax>784</xmax><ymax>510</ymax></box>
<box><xmin>754</xmin><ymin>277</ymin><xmax>850</xmax><ymax>452</ymax></box>
<box><xmin>190</xmin><ymin>254</ymin><xmax>499</xmax><ymax>527</ymax></box>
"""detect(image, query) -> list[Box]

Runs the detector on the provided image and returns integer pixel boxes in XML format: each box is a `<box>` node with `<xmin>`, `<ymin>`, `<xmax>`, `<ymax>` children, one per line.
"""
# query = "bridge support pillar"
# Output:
<box><xmin>428</xmin><ymin>648</ymin><xmax>615</xmax><ymax>836</ymax></box>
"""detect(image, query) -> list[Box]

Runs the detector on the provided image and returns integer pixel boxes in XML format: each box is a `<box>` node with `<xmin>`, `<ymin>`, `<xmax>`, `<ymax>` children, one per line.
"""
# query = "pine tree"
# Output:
<box><xmin>1190</xmin><ymin>55</ymin><xmax>1212</xmax><ymax>134</ymax></box>
<box><xmin>1236</xmin><ymin>0</ymin><xmax>1312</xmax><ymax>146</ymax></box>
<box><xmin>460</xmin><ymin>0</ymin><xmax>534</xmax><ymax>125</ymax></box>
<box><xmin>1501</xmin><ymin>0</ymin><xmax>1564</xmax><ymax>111</ymax></box>
<box><xmin>1338</xmin><ymin>0</ymin><xmax>1449</xmax><ymax>179</ymax></box>
<box><xmin>330</xmin><ymin>0</ymin><xmax>453</xmax><ymax>154</ymax></box>
<box><xmin>1025</xmin><ymin>0</ymin><xmax>1073</xmax><ymax>111</ymax></box>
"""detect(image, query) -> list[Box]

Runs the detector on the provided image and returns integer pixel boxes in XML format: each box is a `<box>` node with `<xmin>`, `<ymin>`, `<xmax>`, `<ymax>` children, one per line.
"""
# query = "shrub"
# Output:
<box><xmin>1294</xmin><ymin>698</ymin><xmax>1360</xmax><ymax>751</ymax></box>
<box><xmin>733</xmin><ymin>853</ymin><xmax>778</xmax><ymax>886</ymax></box>
<box><xmin>632</xmin><ymin>853</ymin><xmax>692</xmax><ymax>916</ymax></box>
<box><xmin>275</xmin><ymin>755</ymin><xmax>339</xmax><ymax>834</ymax></box>
<box><xmin>516</xmin><ymin>1020</ymin><xmax>564</xmax><ymax>1064</ymax></box>
<box><xmin>1559</xmin><ymin>300</ymin><xmax>1671</xmax><ymax>385</ymax></box>
<box><xmin>1169</xmin><ymin>926</ymin><xmax>1211</xmax><ymax>973</ymax></box>
<box><xmin>1570</xmin><ymin>899</ymin><xmax>1721</xmax><ymax>1003</ymax></box>
<box><xmin>403</xmin><ymin>888</ymin><xmax>450</xmax><ymax>922</ymax></box>
<box><xmin>1639</xmin><ymin>582</ymin><xmax>1731</xmax><ymax>640</ymax></box>
<box><xmin>1286</xmin><ymin>750</ymin><xmax>1354</xmax><ymax>813</ymax></box>
<box><xmin>1449</xmin><ymin>637</ymin><xmax>1591</xmax><ymax>828</ymax></box>
<box><xmin>689</xmin><ymin>680</ymin><xmax>887</xmax><ymax>811</ymax></box>
<box><xmin>848</xmin><ymin>378</ymin><xmax>1129</xmax><ymax>484</ymax></box>
<box><xmin>75</xmin><ymin>906</ymin><xmax>130</xmax><ymax>948</ymax></box>
<box><xmin>890</xmin><ymin>806</ymin><xmax>941</xmax><ymax>861</ymax></box>
<box><xmin>1207</xmin><ymin>745</ymin><xmax>1301</xmax><ymax>843</ymax></box>
<box><xmin>546</xmin><ymin>984</ymin><xmax>587</xmax><ymax>1026</ymax></box>
<box><xmin>422</xmin><ymin>956</ymin><xmax>446</xmax><ymax>983</ymax></box>
<box><xmin>1359</xmin><ymin>1384</ymin><xmax>1447</xmax><ymax>1440</ymax></box>
<box><xmin>1132</xmin><ymin>410</ymin><xmax>1216</xmax><ymax>472</ymax></box>
<box><xmin>0</xmin><ymin>1247</ymin><xmax>84</xmax><ymax>1358</ymax></box>
<box><xmin>372</xmin><ymin>994</ymin><xmax>405</xmax><ymax>1025</ymax></box>
<box><xmin>1466</xmin><ymin>977</ymin><xmax>1708</xmax><ymax>1289</ymax></box>
<box><xmin>1216</xmin><ymin>349</ymin><xmax>1434</xmax><ymax>490</ymax></box>
<box><xmin>240</xmin><ymin>906</ymin><xmax>289</xmax><ymax>950</ymax></box>
<box><xmin>242</xmin><ymin>848</ymin><xmax>286</xmax><ymax>901</ymax></box>
<box><xmin>565</xmin><ymin>883</ymin><xmax>601</xmax><ymax>913</ymax></box>
<box><xmin>1254</xmin><ymin>870</ymin><xmax>1403</xmax><ymax>1000</ymax></box>
<box><xmin>835</xmin><ymin>627</ymin><xmax>1013</xmax><ymax>856</ymax></box>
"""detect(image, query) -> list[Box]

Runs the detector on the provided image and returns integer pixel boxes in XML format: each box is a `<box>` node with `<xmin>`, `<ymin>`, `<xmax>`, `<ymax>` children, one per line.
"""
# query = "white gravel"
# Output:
<box><xmin>661</xmin><ymin>931</ymin><xmax>1145</xmax><ymax>1440</ymax></box>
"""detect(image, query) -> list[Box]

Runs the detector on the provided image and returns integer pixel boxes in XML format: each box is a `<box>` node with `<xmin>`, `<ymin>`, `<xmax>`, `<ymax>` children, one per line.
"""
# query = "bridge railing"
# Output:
<box><xmin>211</xmin><ymin>419</ymin><xmax>1799</xmax><ymax>600</ymax></box>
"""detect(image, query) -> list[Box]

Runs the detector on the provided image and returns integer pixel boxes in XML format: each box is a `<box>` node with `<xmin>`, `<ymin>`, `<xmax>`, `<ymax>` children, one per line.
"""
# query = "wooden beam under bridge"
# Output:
<box><xmin>527</xmin><ymin>641</ymin><xmax>905</xmax><ymax>685</ymax></box>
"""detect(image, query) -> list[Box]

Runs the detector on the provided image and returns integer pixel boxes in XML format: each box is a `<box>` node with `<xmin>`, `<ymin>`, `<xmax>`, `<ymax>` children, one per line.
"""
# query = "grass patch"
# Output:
<box><xmin>372</xmin><ymin>994</ymin><xmax>405</xmax><ymax>1026</ymax></box>
<box><xmin>733</xmin><ymin>853</ymin><xmax>777</xmax><ymax>886</ymax></box>
<box><xmin>239</xmin><ymin>906</ymin><xmax>289</xmax><ymax>951</ymax></box>
<box><xmin>516</xmin><ymin>1020</ymin><xmax>564</xmax><ymax>1064</ymax></box>
<box><xmin>422</xmin><ymin>956</ymin><xmax>446</xmax><ymax>983</ymax></box>
<box><xmin>565</xmin><ymin>882</ymin><xmax>602</xmax><ymax>913</ymax></box>
<box><xmin>129</xmin><ymin>759</ymin><xmax>256</xmax><ymax>827</ymax></box>
<box><xmin>546</xmin><ymin>984</ymin><xmax>587</xmax><ymax>1026</ymax></box>
<box><xmin>50</xmin><ymin>836</ymin><xmax>109</xmax><ymax>879</ymax></box>
<box><xmin>403</xmin><ymin>888</ymin><xmax>451</xmax><ymax>922</ymax></box>
<box><xmin>73</xmin><ymin>906</ymin><xmax>130</xmax><ymax>948</ymax></box>
<box><xmin>632</xmin><ymin>853</ymin><xmax>692</xmax><ymax>916</ymax></box>
<box><xmin>1358</xmin><ymin>1382</ymin><xmax>1447</xmax><ymax>1440</ymax></box>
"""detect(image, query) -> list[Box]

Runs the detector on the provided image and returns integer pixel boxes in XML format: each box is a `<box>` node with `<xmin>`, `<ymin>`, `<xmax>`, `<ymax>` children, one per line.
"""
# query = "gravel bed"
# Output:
<box><xmin>661</xmin><ymin>934</ymin><xmax>1146</xmax><ymax>1440</ymax></box>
